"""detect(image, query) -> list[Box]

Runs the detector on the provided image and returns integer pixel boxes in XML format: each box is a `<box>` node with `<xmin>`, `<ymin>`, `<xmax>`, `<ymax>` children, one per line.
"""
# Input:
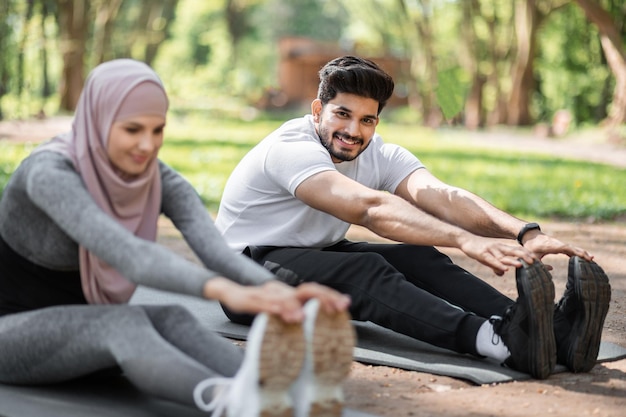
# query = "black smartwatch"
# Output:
<box><xmin>517</xmin><ymin>222</ymin><xmax>541</xmax><ymax>245</ymax></box>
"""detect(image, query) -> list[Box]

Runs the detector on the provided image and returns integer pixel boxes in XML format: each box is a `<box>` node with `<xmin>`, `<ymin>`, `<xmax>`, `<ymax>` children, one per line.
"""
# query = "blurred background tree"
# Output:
<box><xmin>0</xmin><ymin>0</ymin><xmax>624</xmax><ymax>137</ymax></box>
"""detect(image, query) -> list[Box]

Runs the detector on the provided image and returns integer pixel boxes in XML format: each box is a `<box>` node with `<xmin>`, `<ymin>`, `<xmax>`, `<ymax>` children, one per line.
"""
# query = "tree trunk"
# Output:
<box><xmin>461</xmin><ymin>0</ymin><xmax>483</xmax><ymax>129</ymax></box>
<box><xmin>0</xmin><ymin>0</ymin><xmax>12</xmax><ymax>120</ymax></box>
<box><xmin>485</xmin><ymin>3</ymin><xmax>511</xmax><ymax>126</ymax></box>
<box><xmin>225</xmin><ymin>0</ymin><xmax>247</xmax><ymax>68</ymax></box>
<box><xmin>144</xmin><ymin>0</ymin><xmax>178</xmax><ymax>66</ymax></box>
<box><xmin>57</xmin><ymin>0</ymin><xmax>89</xmax><ymax>112</ymax></box>
<box><xmin>122</xmin><ymin>0</ymin><xmax>178</xmax><ymax>66</ymax></box>
<box><xmin>400</xmin><ymin>0</ymin><xmax>442</xmax><ymax>127</ymax></box>
<box><xmin>17</xmin><ymin>0</ymin><xmax>35</xmax><ymax>95</ymax></box>
<box><xmin>40</xmin><ymin>0</ymin><xmax>52</xmax><ymax>98</ymax></box>
<box><xmin>575</xmin><ymin>0</ymin><xmax>626</xmax><ymax>126</ymax></box>
<box><xmin>507</xmin><ymin>0</ymin><xmax>540</xmax><ymax>126</ymax></box>
<box><xmin>465</xmin><ymin>73</ymin><xmax>486</xmax><ymax>130</ymax></box>
<box><xmin>394</xmin><ymin>0</ymin><xmax>442</xmax><ymax>126</ymax></box>
<box><xmin>92</xmin><ymin>0</ymin><xmax>123</xmax><ymax>65</ymax></box>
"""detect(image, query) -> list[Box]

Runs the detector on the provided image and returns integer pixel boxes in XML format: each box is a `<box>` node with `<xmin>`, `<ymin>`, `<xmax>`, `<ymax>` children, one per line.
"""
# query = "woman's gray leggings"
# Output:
<box><xmin>0</xmin><ymin>304</ymin><xmax>243</xmax><ymax>407</ymax></box>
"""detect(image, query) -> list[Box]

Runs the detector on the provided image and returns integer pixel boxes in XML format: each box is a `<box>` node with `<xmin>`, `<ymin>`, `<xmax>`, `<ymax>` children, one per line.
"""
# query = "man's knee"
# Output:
<box><xmin>306</xmin><ymin>251</ymin><xmax>403</xmax><ymax>291</ymax></box>
<box><xmin>339</xmin><ymin>251</ymin><xmax>396</xmax><ymax>274</ymax></box>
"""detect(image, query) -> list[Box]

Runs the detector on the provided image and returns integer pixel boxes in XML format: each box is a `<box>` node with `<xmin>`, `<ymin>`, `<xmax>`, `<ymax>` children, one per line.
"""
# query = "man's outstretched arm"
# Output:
<box><xmin>295</xmin><ymin>170</ymin><xmax>534</xmax><ymax>275</ymax></box>
<box><xmin>394</xmin><ymin>168</ymin><xmax>592</xmax><ymax>262</ymax></box>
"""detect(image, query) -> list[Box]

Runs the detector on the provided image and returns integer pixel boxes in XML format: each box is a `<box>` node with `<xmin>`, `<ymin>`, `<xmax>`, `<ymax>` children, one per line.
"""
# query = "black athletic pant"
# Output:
<box><xmin>225</xmin><ymin>240</ymin><xmax>514</xmax><ymax>355</ymax></box>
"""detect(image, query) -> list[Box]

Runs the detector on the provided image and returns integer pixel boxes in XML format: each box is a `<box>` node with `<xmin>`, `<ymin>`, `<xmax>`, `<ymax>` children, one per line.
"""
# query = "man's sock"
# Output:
<box><xmin>475</xmin><ymin>318</ymin><xmax>510</xmax><ymax>362</ymax></box>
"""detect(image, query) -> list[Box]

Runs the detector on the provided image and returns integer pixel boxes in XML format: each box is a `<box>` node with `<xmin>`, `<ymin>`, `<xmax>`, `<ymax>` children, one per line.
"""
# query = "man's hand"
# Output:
<box><xmin>521</xmin><ymin>232</ymin><xmax>593</xmax><ymax>262</ymax></box>
<box><xmin>203</xmin><ymin>278</ymin><xmax>350</xmax><ymax>323</ymax></box>
<box><xmin>458</xmin><ymin>236</ymin><xmax>537</xmax><ymax>276</ymax></box>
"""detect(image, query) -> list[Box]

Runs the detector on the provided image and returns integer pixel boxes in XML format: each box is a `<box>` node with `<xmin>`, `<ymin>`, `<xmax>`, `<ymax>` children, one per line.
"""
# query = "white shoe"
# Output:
<box><xmin>291</xmin><ymin>299</ymin><xmax>356</xmax><ymax>417</ymax></box>
<box><xmin>194</xmin><ymin>312</ymin><xmax>306</xmax><ymax>416</ymax></box>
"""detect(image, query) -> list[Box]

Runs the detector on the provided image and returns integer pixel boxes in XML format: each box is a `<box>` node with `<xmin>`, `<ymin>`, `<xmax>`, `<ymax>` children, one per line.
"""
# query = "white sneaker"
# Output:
<box><xmin>194</xmin><ymin>312</ymin><xmax>306</xmax><ymax>416</ymax></box>
<box><xmin>290</xmin><ymin>299</ymin><xmax>356</xmax><ymax>417</ymax></box>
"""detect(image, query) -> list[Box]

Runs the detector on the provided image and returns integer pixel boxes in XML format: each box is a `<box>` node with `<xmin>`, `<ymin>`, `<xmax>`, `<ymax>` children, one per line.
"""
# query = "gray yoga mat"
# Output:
<box><xmin>0</xmin><ymin>286</ymin><xmax>379</xmax><ymax>417</ymax></box>
<box><xmin>131</xmin><ymin>287</ymin><xmax>626</xmax><ymax>385</ymax></box>
<box><xmin>0</xmin><ymin>375</ymin><xmax>378</xmax><ymax>417</ymax></box>
<box><xmin>3</xmin><ymin>286</ymin><xmax>622</xmax><ymax>416</ymax></box>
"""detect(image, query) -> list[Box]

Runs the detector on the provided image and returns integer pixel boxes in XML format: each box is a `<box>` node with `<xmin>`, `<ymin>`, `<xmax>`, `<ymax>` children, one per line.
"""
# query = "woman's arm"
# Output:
<box><xmin>11</xmin><ymin>153</ymin><xmax>351</xmax><ymax>320</ymax></box>
<box><xmin>23</xmin><ymin>153</ymin><xmax>221</xmax><ymax>297</ymax></box>
<box><xmin>158</xmin><ymin>161</ymin><xmax>275</xmax><ymax>286</ymax></box>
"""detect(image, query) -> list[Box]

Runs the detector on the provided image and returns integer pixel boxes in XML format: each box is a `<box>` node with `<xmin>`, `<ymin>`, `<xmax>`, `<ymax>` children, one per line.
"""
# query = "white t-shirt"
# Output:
<box><xmin>215</xmin><ymin>115</ymin><xmax>425</xmax><ymax>252</ymax></box>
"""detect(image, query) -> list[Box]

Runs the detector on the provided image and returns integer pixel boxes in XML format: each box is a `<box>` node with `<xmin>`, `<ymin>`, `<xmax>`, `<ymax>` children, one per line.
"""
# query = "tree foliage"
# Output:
<box><xmin>0</xmin><ymin>0</ymin><xmax>624</xmax><ymax>135</ymax></box>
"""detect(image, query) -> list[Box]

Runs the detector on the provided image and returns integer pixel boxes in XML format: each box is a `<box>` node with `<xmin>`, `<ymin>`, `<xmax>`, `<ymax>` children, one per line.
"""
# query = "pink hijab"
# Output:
<box><xmin>35</xmin><ymin>59</ymin><xmax>169</xmax><ymax>304</ymax></box>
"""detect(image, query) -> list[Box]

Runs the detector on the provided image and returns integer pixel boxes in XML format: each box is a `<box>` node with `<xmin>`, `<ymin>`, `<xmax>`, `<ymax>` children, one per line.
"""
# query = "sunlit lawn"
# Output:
<box><xmin>377</xmin><ymin>123</ymin><xmax>626</xmax><ymax>221</ymax></box>
<box><xmin>1</xmin><ymin>116</ymin><xmax>624</xmax><ymax>221</ymax></box>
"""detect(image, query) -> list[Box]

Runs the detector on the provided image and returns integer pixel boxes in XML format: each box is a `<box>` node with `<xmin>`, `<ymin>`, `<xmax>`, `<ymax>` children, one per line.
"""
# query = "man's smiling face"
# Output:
<box><xmin>312</xmin><ymin>92</ymin><xmax>380</xmax><ymax>163</ymax></box>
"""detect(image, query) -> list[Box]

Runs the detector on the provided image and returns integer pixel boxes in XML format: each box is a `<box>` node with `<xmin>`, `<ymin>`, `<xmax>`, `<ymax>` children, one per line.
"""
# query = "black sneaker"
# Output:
<box><xmin>554</xmin><ymin>256</ymin><xmax>611</xmax><ymax>373</ymax></box>
<box><xmin>492</xmin><ymin>259</ymin><xmax>556</xmax><ymax>379</ymax></box>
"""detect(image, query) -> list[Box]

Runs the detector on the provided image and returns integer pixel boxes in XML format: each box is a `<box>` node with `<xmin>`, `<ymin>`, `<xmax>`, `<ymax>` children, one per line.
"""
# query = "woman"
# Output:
<box><xmin>0</xmin><ymin>59</ymin><xmax>351</xmax><ymax>416</ymax></box>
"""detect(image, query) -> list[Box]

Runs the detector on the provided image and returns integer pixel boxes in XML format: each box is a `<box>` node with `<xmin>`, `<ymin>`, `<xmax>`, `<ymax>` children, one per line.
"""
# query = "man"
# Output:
<box><xmin>215</xmin><ymin>56</ymin><xmax>611</xmax><ymax>379</ymax></box>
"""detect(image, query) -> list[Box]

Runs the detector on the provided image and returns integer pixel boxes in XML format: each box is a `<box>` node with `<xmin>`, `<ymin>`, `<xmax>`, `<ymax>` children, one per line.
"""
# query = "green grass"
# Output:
<box><xmin>377</xmin><ymin>123</ymin><xmax>626</xmax><ymax>221</ymax></box>
<box><xmin>1</xmin><ymin>117</ymin><xmax>625</xmax><ymax>221</ymax></box>
<box><xmin>0</xmin><ymin>141</ymin><xmax>36</xmax><ymax>197</ymax></box>
<box><xmin>160</xmin><ymin>117</ymin><xmax>281</xmax><ymax>210</ymax></box>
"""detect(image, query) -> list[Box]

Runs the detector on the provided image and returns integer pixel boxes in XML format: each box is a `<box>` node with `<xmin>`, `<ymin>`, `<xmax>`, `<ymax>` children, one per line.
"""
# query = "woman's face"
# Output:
<box><xmin>107</xmin><ymin>114</ymin><xmax>165</xmax><ymax>180</ymax></box>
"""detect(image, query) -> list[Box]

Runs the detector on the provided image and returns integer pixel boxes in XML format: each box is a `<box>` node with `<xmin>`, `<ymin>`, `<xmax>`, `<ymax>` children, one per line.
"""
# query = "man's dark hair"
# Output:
<box><xmin>317</xmin><ymin>56</ymin><xmax>395</xmax><ymax>115</ymax></box>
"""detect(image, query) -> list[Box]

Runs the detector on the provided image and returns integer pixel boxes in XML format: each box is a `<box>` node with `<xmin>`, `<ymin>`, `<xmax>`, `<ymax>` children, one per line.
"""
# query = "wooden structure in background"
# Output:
<box><xmin>258</xmin><ymin>37</ymin><xmax>410</xmax><ymax>110</ymax></box>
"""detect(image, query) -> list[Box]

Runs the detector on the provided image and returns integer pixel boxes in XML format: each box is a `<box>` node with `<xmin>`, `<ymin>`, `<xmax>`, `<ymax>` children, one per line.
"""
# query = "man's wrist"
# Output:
<box><xmin>517</xmin><ymin>222</ymin><xmax>541</xmax><ymax>245</ymax></box>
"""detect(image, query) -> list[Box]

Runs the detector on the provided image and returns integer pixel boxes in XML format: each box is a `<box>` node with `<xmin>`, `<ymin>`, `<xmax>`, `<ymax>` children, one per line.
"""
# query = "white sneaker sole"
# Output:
<box><xmin>307</xmin><ymin>308</ymin><xmax>355</xmax><ymax>417</ymax></box>
<box><xmin>257</xmin><ymin>315</ymin><xmax>306</xmax><ymax>417</ymax></box>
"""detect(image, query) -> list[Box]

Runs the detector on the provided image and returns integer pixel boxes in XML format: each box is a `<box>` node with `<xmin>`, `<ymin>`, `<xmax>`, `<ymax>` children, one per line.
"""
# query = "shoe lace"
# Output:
<box><xmin>193</xmin><ymin>377</ymin><xmax>233</xmax><ymax>415</ymax></box>
<box><xmin>489</xmin><ymin>314</ymin><xmax>506</xmax><ymax>345</ymax></box>
<box><xmin>488</xmin><ymin>315</ymin><xmax>503</xmax><ymax>345</ymax></box>
<box><xmin>489</xmin><ymin>303</ymin><xmax>517</xmax><ymax>345</ymax></box>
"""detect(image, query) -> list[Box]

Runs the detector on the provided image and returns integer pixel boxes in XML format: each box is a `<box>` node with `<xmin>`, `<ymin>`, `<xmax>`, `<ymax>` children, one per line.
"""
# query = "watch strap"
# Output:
<box><xmin>517</xmin><ymin>222</ymin><xmax>541</xmax><ymax>245</ymax></box>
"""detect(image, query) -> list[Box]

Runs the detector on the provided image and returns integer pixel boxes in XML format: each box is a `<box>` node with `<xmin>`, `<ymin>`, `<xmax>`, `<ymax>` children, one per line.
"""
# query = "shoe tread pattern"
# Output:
<box><xmin>568</xmin><ymin>257</ymin><xmax>611</xmax><ymax>372</ymax></box>
<box><xmin>258</xmin><ymin>315</ymin><xmax>306</xmax><ymax>417</ymax></box>
<box><xmin>308</xmin><ymin>309</ymin><xmax>355</xmax><ymax>417</ymax></box>
<box><xmin>517</xmin><ymin>261</ymin><xmax>556</xmax><ymax>379</ymax></box>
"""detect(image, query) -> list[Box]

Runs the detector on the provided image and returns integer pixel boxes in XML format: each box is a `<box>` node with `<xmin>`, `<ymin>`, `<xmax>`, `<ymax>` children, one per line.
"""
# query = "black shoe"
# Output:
<box><xmin>554</xmin><ymin>256</ymin><xmax>611</xmax><ymax>373</ymax></box>
<box><xmin>492</xmin><ymin>259</ymin><xmax>556</xmax><ymax>379</ymax></box>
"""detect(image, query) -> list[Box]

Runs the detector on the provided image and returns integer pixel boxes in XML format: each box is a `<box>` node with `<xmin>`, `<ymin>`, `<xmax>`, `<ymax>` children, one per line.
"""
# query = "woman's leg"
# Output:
<box><xmin>141</xmin><ymin>304</ymin><xmax>243</xmax><ymax>377</ymax></box>
<box><xmin>0</xmin><ymin>304</ymin><xmax>243</xmax><ymax>407</ymax></box>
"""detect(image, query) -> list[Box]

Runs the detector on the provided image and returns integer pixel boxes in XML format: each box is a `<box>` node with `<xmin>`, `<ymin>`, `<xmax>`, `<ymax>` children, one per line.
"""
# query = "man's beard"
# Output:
<box><xmin>317</xmin><ymin>124</ymin><xmax>368</xmax><ymax>162</ymax></box>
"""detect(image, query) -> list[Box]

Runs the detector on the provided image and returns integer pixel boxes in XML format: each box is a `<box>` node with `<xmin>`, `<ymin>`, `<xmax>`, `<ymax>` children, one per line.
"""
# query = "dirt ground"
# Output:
<box><xmin>341</xmin><ymin>223</ymin><xmax>626</xmax><ymax>417</ymax></box>
<box><xmin>2</xmin><ymin>117</ymin><xmax>626</xmax><ymax>417</ymax></box>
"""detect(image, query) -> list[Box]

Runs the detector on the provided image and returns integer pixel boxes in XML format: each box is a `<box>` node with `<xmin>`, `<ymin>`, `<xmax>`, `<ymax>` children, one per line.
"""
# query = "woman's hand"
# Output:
<box><xmin>203</xmin><ymin>278</ymin><xmax>350</xmax><ymax>323</ymax></box>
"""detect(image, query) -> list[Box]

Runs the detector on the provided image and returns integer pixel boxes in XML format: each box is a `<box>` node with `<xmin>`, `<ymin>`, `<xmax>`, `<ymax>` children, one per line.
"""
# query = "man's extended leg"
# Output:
<box><xmin>245</xmin><ymin>245</ymin><xmax>486</xmax><ymax>356</ymax></box>
<box><xmin>554</xmin><ymin>256</ymin><xmax>611</xmax><ymax>372</ymax></box>
<box><xmin>326</xmin><ymin>241</ymin><xmax>515</xmax><ymax>318</ymax></box>
<box><xmin>232</xmin><ymin>243</ymin><xmax>557</xmax><ymax>379</ymax></box>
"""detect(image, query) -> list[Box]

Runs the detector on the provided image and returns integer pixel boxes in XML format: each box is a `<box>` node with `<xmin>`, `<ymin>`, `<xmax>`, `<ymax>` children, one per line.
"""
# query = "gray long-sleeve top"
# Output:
<box><xmin>0</xmin><ymin>151</ymin><xmax>274</xmax><ymax>299</ymax></box>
